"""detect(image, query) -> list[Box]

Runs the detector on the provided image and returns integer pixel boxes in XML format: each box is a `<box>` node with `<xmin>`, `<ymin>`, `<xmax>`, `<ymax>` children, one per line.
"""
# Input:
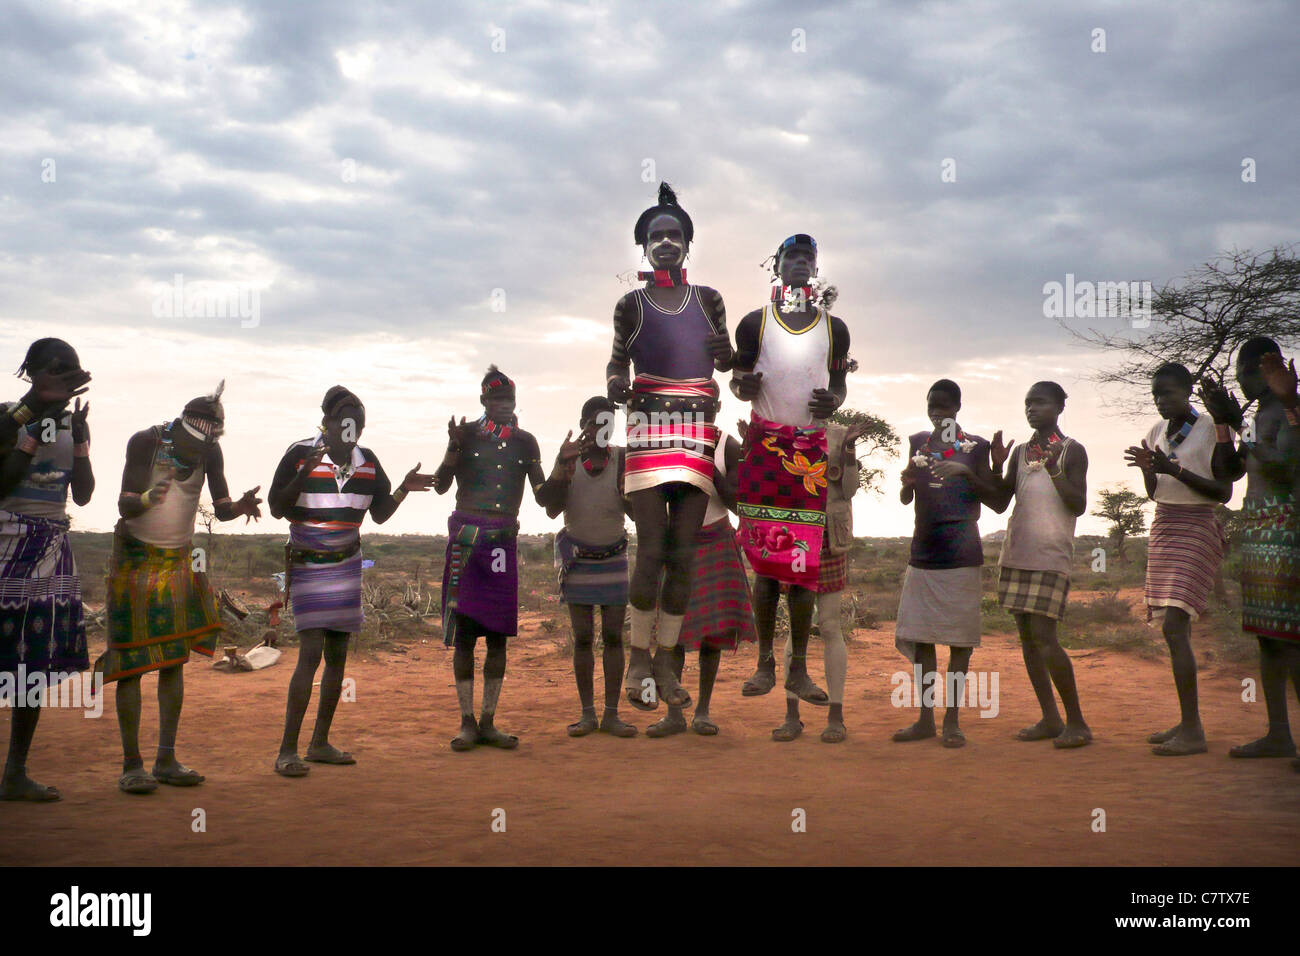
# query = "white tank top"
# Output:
<box><xmin>124</xmin><ymin>431</ymin><xmax>206</xmax><ymax>549</ymax></box>
<box><xmin>999</xmin><ymin>440</ymin><xmax>1077</xmax><ymax>574</ymax></box>
<box><xmin>703</xmin><ymin>436</ymin><xmax>730</xmax><ymax>525</ymax></box>
<box><xmin>753</xmin><ymin>304</ymin><xmax>831</xmax><ymax>427</ymax></box>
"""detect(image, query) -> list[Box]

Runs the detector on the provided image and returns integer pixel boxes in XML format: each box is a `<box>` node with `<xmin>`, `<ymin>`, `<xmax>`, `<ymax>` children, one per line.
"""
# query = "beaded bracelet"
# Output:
<box><xmin>16</xmin><ymin>433</ymin><xmax>39</xmax><ymax>455</ymax></box>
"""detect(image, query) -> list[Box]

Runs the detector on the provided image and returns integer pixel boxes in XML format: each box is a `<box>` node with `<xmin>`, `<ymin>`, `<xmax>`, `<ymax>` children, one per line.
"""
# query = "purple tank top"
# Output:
<box><xmin>626</xmin><ymin>288</ymin><xmax>717</xmax><ymax>380</ymax></box>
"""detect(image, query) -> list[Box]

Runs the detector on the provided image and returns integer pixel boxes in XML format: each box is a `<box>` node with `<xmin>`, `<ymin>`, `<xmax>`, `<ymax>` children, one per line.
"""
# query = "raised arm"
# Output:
<box><xmin>1126</xmin><ymin>438</ymin><xmax>1230</xmax><ymax>503</ymax></box>
<box><xmin>0</xmin><ymin>366</ymin><xmax>91</xmax><ymax>450</ymax></box>
<box><xmin>268</xmin><ymin>442</ymin><xmax>326</xmax><ymax>518</ymax></box>
<box><xmin>1200</xmin><ymin>379</ymin><xmax>1248</xmax><ymax>482</ymax></box>
<box><xmin>537</xmin><ymin>430</ymin><xmax>582</xmax><ymax>519</ymax></box>
<box><xmin>205</xmin><ymin>441</ymin><xmax>264</xmax><ymax>523</ymax></box>
<box><xmin>434</xmin><ymin>417</ymin><xmax>468</xmax><ymax>495</ymax></box>
<box><xmin>1049</xmin><ymin>441</ymin><xmax>1088</xmax><ymax>518</ymax></box>
<box><xmin>981</xmin><ymin>431</ymin><xmax>1017</xmax><ymax>514</ymax></box>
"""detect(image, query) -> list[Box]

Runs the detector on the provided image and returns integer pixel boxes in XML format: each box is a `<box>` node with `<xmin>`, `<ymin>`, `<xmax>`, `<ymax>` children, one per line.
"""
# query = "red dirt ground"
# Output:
<box><xmin>2</xmin><ymin>618</ymin><xmax>1297</xmax><ymax>866</ymax></box>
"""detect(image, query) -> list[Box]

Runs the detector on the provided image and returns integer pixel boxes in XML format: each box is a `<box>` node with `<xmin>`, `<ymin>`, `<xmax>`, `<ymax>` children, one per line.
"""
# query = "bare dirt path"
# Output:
<box><xmin>2</xmin><ymin>623</ymin><xmax>1296</xmax><ymax>866</ymax></box>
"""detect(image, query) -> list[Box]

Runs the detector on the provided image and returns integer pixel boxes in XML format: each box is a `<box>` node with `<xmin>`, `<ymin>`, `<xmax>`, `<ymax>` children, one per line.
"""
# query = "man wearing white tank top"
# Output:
<box><xmin>731</xmin><ymin>234</ymin><xmax>852</xmax><ymax>736</ymax></box>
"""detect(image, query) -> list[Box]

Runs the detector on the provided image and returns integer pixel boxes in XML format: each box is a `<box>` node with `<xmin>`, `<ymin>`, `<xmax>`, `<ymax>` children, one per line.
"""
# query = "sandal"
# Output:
<box><xmin>771</xmin><ymin>719</ymin><xmax>804</xmax><ymax>742</ymax></box>
<box><xmin>451</xmin><ymin>719</ymin><xmax>479</xmax><ymax>752</ymax></box>
<box><xmin>304</xmin><ymin>745</ymin><xmax>356</xmax><ymax>765</ymax></box>
<box><xmin>691</xmin><ymin>715</ymin><xmax>720</xmax><ymax>736</ymax></box>
<box><xmin>742</xmin><ymin>663</ymin><xmax>777</xmax><ymax>697</ymax></box>
<box><xmin>599</xmin><ymin>712</ymin><xmax>638</xmax><ymax>738</ymax></box>
<box><xmin>152</xmin><ymin>764</ymin><xmax>205</xmax><ymax>786</ymax></box>
<box><xmin>274</xmin><ymin>754</ymin><xmax>310</xmax><ymax>778</ymax></box>
<box><xmin>568</xmin><ymin>713</ymin><xmax>600</xmax><ymax>737</ymax></box>
<box><xmin>118</xmin><ymin>770</ymin><xmax>159</xmax><ymax>795</ymax></box>
<box><xmin>647</xmin><ymin>714</ymin><xmax>688</xmax><ymax>738</ymax></box>
<box><xmin>820</xmin><ymin>724</ymin><xmax>846</xmax><ymax>744</ymax></box>
<box><xmin>476</xmin><ymin>726</ymin><xmax>519</xmax><ymax>750</ymax></box>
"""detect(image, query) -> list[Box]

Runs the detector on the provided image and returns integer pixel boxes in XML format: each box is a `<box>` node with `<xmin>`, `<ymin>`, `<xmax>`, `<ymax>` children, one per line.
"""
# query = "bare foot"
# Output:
<box><xmin>0</xmin><ymin>773</ymin><xmax>61</xmax><ymax>802</ymax></box>
<box><xmin>892</xmin><ymin>719</ymin><xmax>936</xmax><ymax>743</ymax></box>
<box><xmin>1228</xmin><ymin>735</ymin><xmax>1296</xmax><ymax>758</ymax></box>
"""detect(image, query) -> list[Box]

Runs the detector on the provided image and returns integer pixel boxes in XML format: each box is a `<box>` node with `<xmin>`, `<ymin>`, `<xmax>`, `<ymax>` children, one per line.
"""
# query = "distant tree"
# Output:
<box><xmin>1063</xmin><ymin>244</ymin><xmax>1300</xmax><ymax>414</ymax></box>
<box><xmin>830</xmin><ymin>407</ymin><xmax>900</xmax><ymax>493</ymax></box>
<box><xmin>1092</xmin><ymin>487</ymin><xmax>1148</xmax><ymax>560</ymax></box>
<box><xmin>197</xmin><ymin>501</ymin><xmax>218</xmax><ymax>565</ymax></box>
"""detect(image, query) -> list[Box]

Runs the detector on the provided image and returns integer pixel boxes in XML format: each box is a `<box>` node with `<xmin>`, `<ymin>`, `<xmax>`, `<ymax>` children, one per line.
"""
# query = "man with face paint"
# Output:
<box><xmin>607</xmin><ymin>182</ymin><xmax>733</xmax><ymax>712</ymax></box>
<box><xmin>731</xmin><ymin>235</ymin><xmax>851</xmax><ymax>726</ymax></box>
<box><xmin>976</xmin><ymin>381</ymin><xmax>1092</xmax><ymax>749</ymax></box>
<box><xmin>96</xmin><ymin>382</ymin><xmax>265</xmax><ymax>794</ymax></box>
<box><xmin>538</xmin><ymin>396</ymin><xmax>637</xmax><ymax>738</ymax></box>
<box><xmin>1123</xmin><ymin>363</ymin><xmax>1231</xmax><ymax>756</ymax></box>
<box><xmin>1202</xmin><ymin>338</ymin><xmax>1300</xmax><ymax>768</ymax></box>
<box><xmin>269</xmin><ymin>387</ymin><xmax>433</xmax><ymax>778</ymax></box>
<box><xmin>436</xmin><ymin>367</ymin><xmax>546</xmax><ymax>751</ymax></box>
<box><xmin>0</xmin><ymin>339</ymin><xmax>94</xmax><ymax>801</ymax></box>
<box><xmin>892</xmin><ymin>380</ymin><xmax>993</xmax><ymax>748</ymax></box>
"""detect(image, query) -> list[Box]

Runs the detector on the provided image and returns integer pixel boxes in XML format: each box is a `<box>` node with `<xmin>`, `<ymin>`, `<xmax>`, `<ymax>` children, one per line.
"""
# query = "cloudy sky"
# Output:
<box><xmin>2</xmin><ymin>0</ymin><xmax>1297</xmax><ymax>543</ymax></box>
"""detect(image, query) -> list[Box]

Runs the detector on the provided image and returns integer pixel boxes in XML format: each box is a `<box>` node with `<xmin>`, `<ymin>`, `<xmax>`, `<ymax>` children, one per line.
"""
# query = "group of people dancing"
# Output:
<box><xmin>2</xmin><ymin>183</ymin><xmax>1297</xmax><ymax>800</ymax></box>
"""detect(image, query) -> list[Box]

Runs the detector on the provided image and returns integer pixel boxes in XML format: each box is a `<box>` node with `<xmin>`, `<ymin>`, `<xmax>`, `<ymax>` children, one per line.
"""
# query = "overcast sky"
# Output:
<box><xmin>2</xmin><ymin>0</ymin><xmax>1297</xmax><ymax>545</ymax></box>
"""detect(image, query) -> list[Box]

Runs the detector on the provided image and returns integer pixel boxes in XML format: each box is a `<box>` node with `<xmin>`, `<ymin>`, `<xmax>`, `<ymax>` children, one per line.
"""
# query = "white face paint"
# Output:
<box><xmin>645</xmin><ymin>213</ymin><xmax>686</xmax><ymax>268</ymax></box>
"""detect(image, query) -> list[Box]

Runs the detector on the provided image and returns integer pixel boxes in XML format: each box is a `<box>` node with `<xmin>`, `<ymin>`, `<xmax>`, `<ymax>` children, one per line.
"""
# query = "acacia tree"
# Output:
<box><xmin>1063</xmin><ymin>244</ymin><xmax>1300</xmax><ymax>414</ymax></box>
<box><xmin>830</xmin><ymin>407</ymin><xmax>900</xmax><ymax>493</ymax></box>
<box><xmin>1092</xmin><ymin>487</ymin><xmax>1148</xmax><ymax>561</ymax></box>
